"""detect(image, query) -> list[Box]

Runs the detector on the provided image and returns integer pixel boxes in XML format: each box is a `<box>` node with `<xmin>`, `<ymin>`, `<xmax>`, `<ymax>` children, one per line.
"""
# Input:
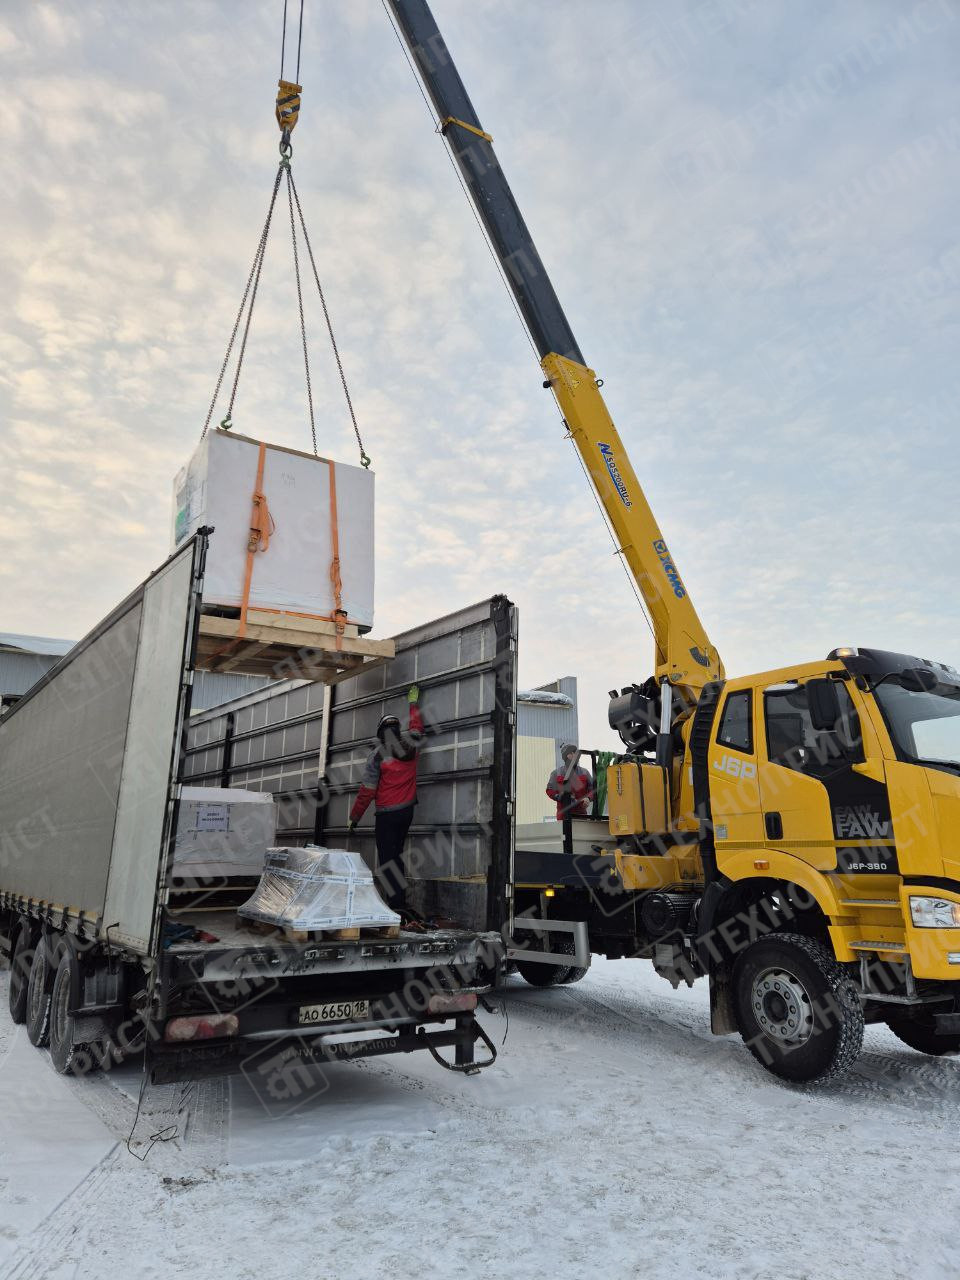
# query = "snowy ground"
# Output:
<box><xmin>1</xmin><ymin>958</ymin><xmax>958</xmax><ymax>1280</ymax></box>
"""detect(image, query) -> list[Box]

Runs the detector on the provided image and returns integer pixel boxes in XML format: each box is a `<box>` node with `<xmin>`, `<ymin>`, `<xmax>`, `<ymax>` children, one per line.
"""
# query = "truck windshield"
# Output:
<box><xmin>874</xmin><ymin>681</ymin><xmax>960</xmax><ymax>773</ymax></box>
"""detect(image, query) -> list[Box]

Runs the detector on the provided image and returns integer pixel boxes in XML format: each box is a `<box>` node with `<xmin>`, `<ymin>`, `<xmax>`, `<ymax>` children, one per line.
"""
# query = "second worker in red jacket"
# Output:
<box><xmin>546</xmin><ymin>743</ymin><xmax>595</xmax><ymax>820</ymax></box>
<box><xmin>348</xmin><ymin>685</ymin><xmax>423</xmax><ymax>913</ymax></box>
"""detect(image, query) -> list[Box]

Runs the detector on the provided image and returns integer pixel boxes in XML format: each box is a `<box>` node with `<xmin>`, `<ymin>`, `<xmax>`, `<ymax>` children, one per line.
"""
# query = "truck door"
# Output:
<box><xmin>708</xmin><ymin>687</ymin><xmax>763</xmax><ymax>846</ymax></box>
<box><xmin>758</xmin><ymin>680</ymin><xmax>870</xmax><ymax>870</ymax></box>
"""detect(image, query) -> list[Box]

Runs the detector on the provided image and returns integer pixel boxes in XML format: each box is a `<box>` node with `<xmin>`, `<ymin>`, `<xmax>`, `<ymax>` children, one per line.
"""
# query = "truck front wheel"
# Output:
<box><xmin>733</xmin><ymin>932</ymin><xmax>863</xmax><ymax>1083</ymax></box>
<box><xmin>885</xmin><ymin>1010</ymin><xmax>960</xmax><ymax>1057</ymax></box>
<box><xmin>516</xmin><ymin>957</ymin><xmax>571</xmax><ymax>986</ymax></box>
<box><xmin>26</xmin><ymin>934</ymin><xmax>56</xmax><ymax>1048</ymax></box>
<box><xmin>516</xmin><ymin>932</ymin><xmax>572</xmax><ymax>986</ymax></box>
<box><xmin>8</xmin><ymin>923</ymin><xmax>33</xmax><ymax>1025</ymax></box>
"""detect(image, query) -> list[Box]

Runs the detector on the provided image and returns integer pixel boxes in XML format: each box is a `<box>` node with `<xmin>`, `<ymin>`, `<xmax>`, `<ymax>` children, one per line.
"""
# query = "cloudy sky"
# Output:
<box><xmin>1</xmin><ymin>0</ymin><xmax>958</xmax><ymax>747</ymax></box>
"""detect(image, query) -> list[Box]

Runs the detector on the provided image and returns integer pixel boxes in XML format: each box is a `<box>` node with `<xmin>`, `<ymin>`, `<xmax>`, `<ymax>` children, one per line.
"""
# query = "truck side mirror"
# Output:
<box><xmin>807</xmin><ymin>678</ymin><xmax>842</xmax><ymax>730</ymax></box>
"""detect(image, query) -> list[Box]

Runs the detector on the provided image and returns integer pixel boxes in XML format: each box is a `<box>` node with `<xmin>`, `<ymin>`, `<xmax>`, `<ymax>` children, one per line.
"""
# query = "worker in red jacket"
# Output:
<box><xmin>546</xmin><ymin>743</ymin><xmax>594</xmax><ymax>820</ymax></box>
<box><xmin>348</xmin><ymin>685</ymin><xmax>423</xmax><ymax>911</ymax></box>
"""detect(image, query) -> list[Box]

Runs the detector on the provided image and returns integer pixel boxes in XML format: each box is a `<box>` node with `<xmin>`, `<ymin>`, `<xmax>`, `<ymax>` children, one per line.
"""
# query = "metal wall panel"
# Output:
<box><xmin>0</xmin><ymin>651</ymin><xmax>59</xmax><ymax>698</ymax></box>
<box><xmin>516</xmin><ymin>677</ymin><xmax>579</xmax><ymax>759</ymax></box>
<box><xmin>184</xmin><ymin>597</ymin><xmax>517</xmax><ymax>931</ymax></box>
<box><xmin>516</xmin><ymin>735</ymin><xmax>559</xmax><ymax>825</ymax></box>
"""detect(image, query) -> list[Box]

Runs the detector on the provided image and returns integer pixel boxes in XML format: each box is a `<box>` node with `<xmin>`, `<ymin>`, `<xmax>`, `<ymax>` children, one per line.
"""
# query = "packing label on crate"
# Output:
<box><xmin>195</xmin><ymin>803</ymin><xmax>230</xmax><ymax>832</ymax></box>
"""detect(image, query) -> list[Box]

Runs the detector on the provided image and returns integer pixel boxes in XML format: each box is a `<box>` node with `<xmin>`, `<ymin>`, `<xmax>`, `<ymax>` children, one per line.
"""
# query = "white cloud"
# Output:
<box><xmin>0</xmin><ymin>0</ymin><xmax>957</xmax><ymax>748</ymax></box>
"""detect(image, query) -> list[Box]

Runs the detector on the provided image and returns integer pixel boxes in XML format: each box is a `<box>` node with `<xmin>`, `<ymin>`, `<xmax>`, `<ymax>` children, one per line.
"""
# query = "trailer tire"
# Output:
<box><xmin>8</xmin><ymin>923</ymin><xmax>33</xmax><ymax>1025</ymax></box>
<box><xmin>49</xmin><ymin>949</ymin><xmax>92</xmax><ymax>1076</ymax></box>
<box><xmin>26</xmin><ymin>934</ymin><xmax>56</xmax><ymax>1048</ymax></box>
<box><xmin>733</xmin><ymin>932</ymin><xmax>863</xmax><ymax>1083</ymax></box>
<box><xmin>884</xmin><ymin>1010</ymin><xmax>960</xmax><ymax>1057</ymax></box>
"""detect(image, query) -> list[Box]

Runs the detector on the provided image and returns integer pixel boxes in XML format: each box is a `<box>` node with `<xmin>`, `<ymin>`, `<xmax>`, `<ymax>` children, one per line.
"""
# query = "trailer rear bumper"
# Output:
<box><xmin>148</xmin><ymin>1011</ymin><xmax>496</xmax><ymax>1085</ymax></box>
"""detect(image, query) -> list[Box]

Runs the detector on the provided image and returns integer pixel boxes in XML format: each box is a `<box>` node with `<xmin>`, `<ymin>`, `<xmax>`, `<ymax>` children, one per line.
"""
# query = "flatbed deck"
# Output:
<box><xmin>162</xmin><ymin>910</ymin><xmax>501</xmax><ymax>983</ymax></box>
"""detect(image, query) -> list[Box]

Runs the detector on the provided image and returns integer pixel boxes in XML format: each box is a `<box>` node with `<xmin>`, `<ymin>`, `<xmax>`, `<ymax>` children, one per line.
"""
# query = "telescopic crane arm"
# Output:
<box><xmin>387</xmin><ymin>0</ymin><xmax>723</xmax><ymax>694</ymax></box>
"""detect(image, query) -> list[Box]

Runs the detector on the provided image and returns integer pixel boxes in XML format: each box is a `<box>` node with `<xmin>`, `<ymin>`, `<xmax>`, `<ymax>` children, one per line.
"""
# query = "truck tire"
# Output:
<box><xmin>8</xmin><ymin>924</ymin><xmax>33</xmax><ymax>1025</ymax></box>
<box><xmin>553</xmin><ymin>933</ymin><xmax>588</xmax><ymax>985</ymax></box>
<box><xmin>49</xmin><ymin>950</ymin><xmax>91</xmax><ymax>1076</ymax></box>
<box><xmin>885</xmin><ymin>1010</ymin><xmax>960</xmax><ymax>1057</ymax></box>
<box><xmin>733</xmin><ymin>932</ymin><xmax>863</xmax><ymax>1083</ymax></box>
<box><xmin>516</xmin><ymin>932</ymin><xmax>572</xmax><ymax>986</ymax></box>
<box><xmin>26</xmin><ymin>934</ymin><xmax>56</xmax><ymax>1048</ymax></box>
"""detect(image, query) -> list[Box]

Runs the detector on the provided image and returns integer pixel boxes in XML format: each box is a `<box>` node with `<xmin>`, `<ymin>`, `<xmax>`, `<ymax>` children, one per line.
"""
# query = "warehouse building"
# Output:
<box><xmin>515</xmin><ymin>678</ymin><xmax>579</xmax><ymax>824</ymax></box>
<box><xmin>0</xmin><ymin>632</ymin><xmax>271</xmax><ymax>717</ymax></box>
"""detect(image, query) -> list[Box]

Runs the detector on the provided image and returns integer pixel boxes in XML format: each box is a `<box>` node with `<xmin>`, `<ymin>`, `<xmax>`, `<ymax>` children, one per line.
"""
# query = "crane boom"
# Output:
<box><xmin>387</xmin><ymin>0</ymin><xmax>722</xmax><ymax>692</ymax></box>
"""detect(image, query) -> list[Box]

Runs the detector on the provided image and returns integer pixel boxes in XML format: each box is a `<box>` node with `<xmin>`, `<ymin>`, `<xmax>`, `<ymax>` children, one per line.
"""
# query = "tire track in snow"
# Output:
<box><xmin>508</xmin><ymin>975</ymin><xmax>960</xmax><ymax>1114</ymax></box>
<box><xmin>0</xmin><ymin>1145</ymin><xmax>123</xmax><ymax>1280</ymax></box>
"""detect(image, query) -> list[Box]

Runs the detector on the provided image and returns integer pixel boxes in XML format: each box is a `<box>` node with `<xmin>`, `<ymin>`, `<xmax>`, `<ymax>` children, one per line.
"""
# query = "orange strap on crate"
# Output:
<box><xmin>238</xmin><ymin>443</ymin><xmax>272</xmax><ymax>640</ymax></box>
<box><xmin>326</xmin><ymin>460</ymin><xmax>345</xmax><ymax>651</ymax></box>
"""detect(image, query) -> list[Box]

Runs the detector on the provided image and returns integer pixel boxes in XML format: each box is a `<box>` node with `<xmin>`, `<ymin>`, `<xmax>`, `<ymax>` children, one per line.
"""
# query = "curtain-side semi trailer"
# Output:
<box><xmin>0</xmin><ymin>532</ymin><xmax>501</xmax><ymax>1083</ymax></box>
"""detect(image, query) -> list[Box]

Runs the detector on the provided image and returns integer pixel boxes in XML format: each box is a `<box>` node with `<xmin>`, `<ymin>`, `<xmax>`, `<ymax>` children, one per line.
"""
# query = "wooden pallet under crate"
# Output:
<box><xmin>247</xmin><ymin>918</ymin><xmax>401</xmax><ymax>943</ymax></box>
<box><xmin>195</xmin><ymin>607</ymin><xmax>395</xmax><ymax>683</ymax></box>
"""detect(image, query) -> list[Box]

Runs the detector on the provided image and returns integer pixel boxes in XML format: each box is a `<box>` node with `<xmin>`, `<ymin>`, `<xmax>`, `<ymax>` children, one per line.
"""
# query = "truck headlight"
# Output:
<box><xmin>909</xmin><ymin>896</ymin><xmax>960</xmax><ymax>928</ymax></box>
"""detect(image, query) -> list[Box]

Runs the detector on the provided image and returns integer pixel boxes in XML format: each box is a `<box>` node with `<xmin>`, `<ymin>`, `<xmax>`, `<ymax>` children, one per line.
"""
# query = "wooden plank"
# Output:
<box><xmin>198</xmin><ymin>614</ymin><xmax>395</xmax><ymax>660</ymax></box>
<box><xmin>244</xmin><ymin>608</ymin><xmax>361</xmax><ymax>640</ymax></box>
<box><xmin>247</xmin><ymin>920</ymin><xmax>399</xmax><ymax>942</ymax></box>
<box><xmin>209</xmin><ymin>641</ymin><xmax>270</xmax><ymax>674</ymax></box>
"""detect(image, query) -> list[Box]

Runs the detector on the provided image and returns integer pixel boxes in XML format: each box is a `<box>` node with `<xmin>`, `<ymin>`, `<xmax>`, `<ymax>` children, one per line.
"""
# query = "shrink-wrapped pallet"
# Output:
<box><xmin>172</xmin><ymin>429</ymin><xmax>375</xmax><ymax>629</ymax></box>
<box><xmin>172</xmin><ymin>787</ymin><xmax>277</xmax><ymax>880</ymax></box>
<box><xmin>237</xmin><ymin>846</ymin><xmax>400</xmax><ymax>932</ymax></box>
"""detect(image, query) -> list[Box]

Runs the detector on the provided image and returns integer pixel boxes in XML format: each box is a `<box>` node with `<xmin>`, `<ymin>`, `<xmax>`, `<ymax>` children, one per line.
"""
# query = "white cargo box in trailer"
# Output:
<box><xmin>172</xmin><ymin>786</ymin><xmax>277</xmax><ymax>880</ymax></box>
<box><xmin>173</xmin><ymin>429</ymin><xmax>375</xmax><ymax>629</ymax></box>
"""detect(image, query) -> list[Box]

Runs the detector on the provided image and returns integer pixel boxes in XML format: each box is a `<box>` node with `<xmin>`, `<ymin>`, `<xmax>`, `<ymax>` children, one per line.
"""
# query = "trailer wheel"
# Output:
<box><xmin>885</xmin><ymin>1010</ymin><xmax>960</xmax><ymax>1057</ymax></box>
<box><xmin>733</xmin><ymin>932</ymin><xmax>863</xmax><ymax>1083</ymax></box>
<box><xmin>49</xmin><ymin>950</ymin><xmax>91</xmax><ymax>1076</ymax></box>
<box><xmin>8</xmin><ymin>924</ymin><xmax>34</xmax><ymax>1025</ymax></box>
<box><xmin>26</xmin><ymin>933</ymin><xmax>56</xmax><ymax>1048</ymax></box>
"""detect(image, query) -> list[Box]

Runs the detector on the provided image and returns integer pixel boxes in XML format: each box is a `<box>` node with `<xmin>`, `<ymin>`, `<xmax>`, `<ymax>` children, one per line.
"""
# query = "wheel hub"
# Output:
<box><xmin>752</xmin><ymin>966</ymin><xmax>813</xmax><ymax>1044</ymax></box>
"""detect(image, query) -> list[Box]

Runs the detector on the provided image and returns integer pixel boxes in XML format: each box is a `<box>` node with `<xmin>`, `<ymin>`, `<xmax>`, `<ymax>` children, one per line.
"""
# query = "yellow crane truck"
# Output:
<box><xmin>388</xmin><ymin>0</ymin><xmax>960</xmax><ymax>1081</ymax></box>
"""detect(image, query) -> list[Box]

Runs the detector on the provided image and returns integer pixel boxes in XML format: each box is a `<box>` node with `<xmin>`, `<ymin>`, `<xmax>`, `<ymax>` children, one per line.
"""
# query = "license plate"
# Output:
<box><xmin>297</xmin><ymin>999</ymin><xmax>369</xmax><ymax>1026</ymax></box>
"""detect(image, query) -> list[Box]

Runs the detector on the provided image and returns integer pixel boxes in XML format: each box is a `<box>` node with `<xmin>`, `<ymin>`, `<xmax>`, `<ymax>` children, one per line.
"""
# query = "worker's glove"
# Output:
<box><xmin>408</xmin><ymin>684</ymin><xmax>420</xmax><ymax>704</ymax></box>
<box><xmin>348</xmin><ymin>820</ymin><xmax>357</xmax><ymax>833</ymax></box>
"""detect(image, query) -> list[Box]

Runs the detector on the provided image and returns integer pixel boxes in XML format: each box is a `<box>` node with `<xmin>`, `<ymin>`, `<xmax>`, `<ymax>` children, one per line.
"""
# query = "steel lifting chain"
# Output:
<box><xmin>200</xmin><ymin>0</ymin><xmax>371</xmax><ymax>468</ymax></box>
<box><xmin>200</xmin><ymin>163</ymin><xmax>284</xmax><ymax>439</ymax></box>
<box><xmin>288</xmin><ymin>167</ymin><xmax>371</xmax><ymax>468</ymax></box>
<box><xmin>285</xmin><ymin>163</ymin><xmax>317</xmax><ymax>456</ymax></box>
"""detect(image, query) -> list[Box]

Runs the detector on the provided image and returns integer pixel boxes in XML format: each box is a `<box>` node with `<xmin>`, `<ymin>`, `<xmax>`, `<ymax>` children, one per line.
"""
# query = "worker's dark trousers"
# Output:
<box><xmin>374</xmin><ymin>805</ymin><xmax>414</xmax><ymax>912</ymax></box>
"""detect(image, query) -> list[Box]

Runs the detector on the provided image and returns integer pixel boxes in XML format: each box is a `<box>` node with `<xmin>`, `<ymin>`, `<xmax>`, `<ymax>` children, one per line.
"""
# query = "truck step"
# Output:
<box><xmin>848</xmin><ymin>939</ymin><xmax>907</xmax><ymax>953</ymax></box>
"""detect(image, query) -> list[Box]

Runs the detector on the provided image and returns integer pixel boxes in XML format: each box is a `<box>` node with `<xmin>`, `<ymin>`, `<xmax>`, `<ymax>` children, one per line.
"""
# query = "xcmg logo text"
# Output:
<box><xmin>653</xmin><ymin>539</ymin><xmax>686</xmax><ymax>599</ymax></box>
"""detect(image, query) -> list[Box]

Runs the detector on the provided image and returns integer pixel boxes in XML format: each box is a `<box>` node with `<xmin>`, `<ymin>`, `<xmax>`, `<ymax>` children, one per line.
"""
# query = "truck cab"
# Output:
<box><xmin>588</xmin><ymin>647</ymin><xmax>960</xmax><ymax>1079</ymax></box>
